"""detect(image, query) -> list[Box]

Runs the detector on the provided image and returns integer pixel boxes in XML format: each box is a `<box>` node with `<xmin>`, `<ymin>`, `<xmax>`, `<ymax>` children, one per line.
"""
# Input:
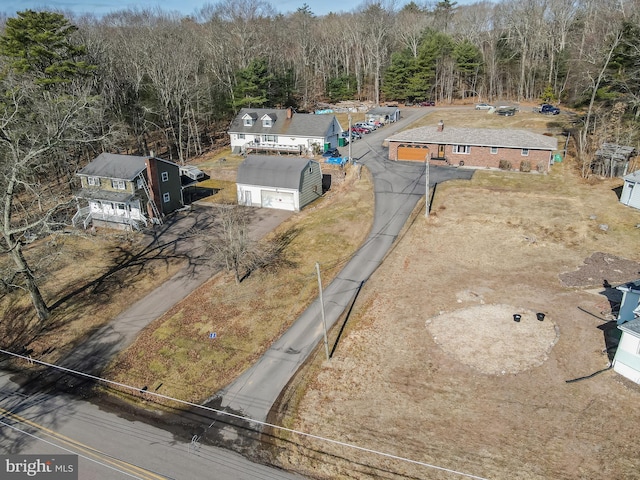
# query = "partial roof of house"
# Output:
<box><xmin>230</xmin><ymin>108</ymin><xmax>338</xmax><ymax>137</ymax></box>
<box><xmin>387</xmin><ymin>125</ymin><xmax>558</xmax><ymax>150</ymax></box>
<box><xmin>78</xmin><ymin>153</ymin><xmax>176</xmax><ymax>180</ymax></box>
<box><xmin>237</xmin><ymin>155</ymin><xmax>317</xmax><ymax>190</ymax></box>
<box><xmin>623</xmin><ymin>170</ymin><xmax>640</xmax><ymax>183</ymax></box>
<box><xmin>619</xmin><ymin>318</ymin><xmax>640</xmax><ymax>337</ymax></box>
<box><xmin>367</xmin><ymin>106</ymin><xmax>400</xmax><ymax>115</ymax></box>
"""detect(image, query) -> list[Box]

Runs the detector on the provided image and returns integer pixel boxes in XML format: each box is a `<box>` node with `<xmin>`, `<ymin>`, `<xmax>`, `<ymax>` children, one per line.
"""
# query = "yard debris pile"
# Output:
<box><xmin>559</xmin><ymin>252</ymin><xmax>640</xmax><ymax>288</ymax></box>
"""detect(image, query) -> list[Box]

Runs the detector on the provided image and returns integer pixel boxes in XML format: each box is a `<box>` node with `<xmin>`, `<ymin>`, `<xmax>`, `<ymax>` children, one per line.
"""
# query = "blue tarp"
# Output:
<box><xmin>325</xmin><ymin>156</ymin><xmax>348</xmax><ymax>166</ymax></box>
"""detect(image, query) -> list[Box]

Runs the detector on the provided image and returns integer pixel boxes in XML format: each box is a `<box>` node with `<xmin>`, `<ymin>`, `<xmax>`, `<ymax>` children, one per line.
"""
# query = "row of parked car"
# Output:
<box><xmin>340</xmin><ymin>120</ymin><xmax>385</xmax><ymax>140</ymax></box>
<box><xmin>405</xmin><ymin>100</ymin><xmax>436</xmax><ymax>107</ymax></box>
<box><xmin>475</xmin><ymin>102</ymin><xmax>561</xmax><ymax>115</ymax></box>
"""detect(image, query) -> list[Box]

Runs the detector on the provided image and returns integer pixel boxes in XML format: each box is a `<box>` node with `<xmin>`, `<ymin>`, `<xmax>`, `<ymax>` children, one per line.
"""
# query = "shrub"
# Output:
<box><xmin>520</xmin><ymin>160</ymin><xmax>532</xmax><ymax>172</ymax></box>
<box><xmin>499</xmin><ymin>159</ymin><xmax>512</xmax><ymax>170</ymax></box>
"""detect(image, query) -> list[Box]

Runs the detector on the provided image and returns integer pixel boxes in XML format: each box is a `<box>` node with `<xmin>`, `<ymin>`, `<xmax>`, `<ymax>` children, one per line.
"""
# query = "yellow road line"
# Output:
<box><xmin>0</xmin><ymin>406</ymin><xmax>166</xmax><ymax>480</ymax></box>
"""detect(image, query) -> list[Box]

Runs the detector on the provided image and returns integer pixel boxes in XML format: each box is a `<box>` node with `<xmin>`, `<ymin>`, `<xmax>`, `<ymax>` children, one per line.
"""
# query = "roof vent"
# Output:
<box><xmin>437</xmin><ymin>120</ymin><xmax>444</xmax><ymax>132</ymax></box>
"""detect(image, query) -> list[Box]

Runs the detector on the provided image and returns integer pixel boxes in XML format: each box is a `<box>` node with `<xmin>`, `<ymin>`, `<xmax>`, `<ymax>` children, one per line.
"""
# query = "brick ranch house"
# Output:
<box><xmin>386</xmin><ymin>121</ymin><xmax>558</xmax><ymax>172</ymax></box>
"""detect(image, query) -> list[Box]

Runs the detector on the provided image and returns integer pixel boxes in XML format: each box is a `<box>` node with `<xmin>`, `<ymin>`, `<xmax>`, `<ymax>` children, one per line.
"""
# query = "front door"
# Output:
<box><xmin>438</xmin><ymin>144</ymin><xmax>445</xmax><ymax>159</ymax></box>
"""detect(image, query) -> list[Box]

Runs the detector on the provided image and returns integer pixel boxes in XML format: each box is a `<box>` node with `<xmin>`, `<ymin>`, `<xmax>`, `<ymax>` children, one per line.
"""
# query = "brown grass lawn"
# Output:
<box><xmin>104</xmin><ymin>161</ymin><xmax>374</xmax><ymax>404</ymax></box>
<box><xmin>270</xmin><ymin>158</ymin><xmax>640</xmax><ymax>480</ymax></box>
<box><xmin>0</xmin><ymin>231</ymin><xmax>184</xmax><ymax>366</ymax></box>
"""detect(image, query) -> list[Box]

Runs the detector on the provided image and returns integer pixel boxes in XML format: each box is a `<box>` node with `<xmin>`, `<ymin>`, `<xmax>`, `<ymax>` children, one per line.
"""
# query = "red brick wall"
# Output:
<box><xmin>389</xmin><ymin>142</ymin><xmax>552</xmax><ymax>172</ymax></box>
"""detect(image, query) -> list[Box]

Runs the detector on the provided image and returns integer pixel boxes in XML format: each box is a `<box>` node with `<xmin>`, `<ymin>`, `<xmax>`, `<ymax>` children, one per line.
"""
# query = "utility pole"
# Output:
<box><xmin>425</xmin><ymin>153</ymin><xmax>430</xmax><ymax>218</ymax></box>
<box><xmin>315</xmin><ymin>262</ymin><xmax>330</xmax><ymax>361</ymax></box>
<box><xmin>348</xmin><ymin>114</ymin><xmax>352</xmax><ymax>164</ymax></box>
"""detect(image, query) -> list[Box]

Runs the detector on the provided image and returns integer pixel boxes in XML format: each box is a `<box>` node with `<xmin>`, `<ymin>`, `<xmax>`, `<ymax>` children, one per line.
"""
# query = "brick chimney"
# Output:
<box><xmin>287</xmin><ymin>107</ymin><xmax>293</xmax><ymax>119</ymax></box>
<box><xmin>437</xmin><ymin>120</ymin><xmax>444</xmax><ymax>132</ymax></box>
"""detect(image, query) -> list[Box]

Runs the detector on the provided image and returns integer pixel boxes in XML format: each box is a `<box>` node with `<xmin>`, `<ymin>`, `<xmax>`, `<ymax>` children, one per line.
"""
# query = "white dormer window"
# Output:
<box><xmin>242</xmin><ymin>113</ymin><xmax>256</xmax><ymax>127</ymax></box>
<box><xmin>261</xmin><ymin>114</ymin><xmax>276</xmax><ymax>128</ymax></box>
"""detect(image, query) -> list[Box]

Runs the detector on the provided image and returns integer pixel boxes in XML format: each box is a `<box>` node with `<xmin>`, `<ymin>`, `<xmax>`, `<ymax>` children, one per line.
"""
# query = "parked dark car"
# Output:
<box><xmin>496</xmin><ymin>107</ymin><xmax>517</xmax><ymax>116</ymax></box>
<box><xmin>538</xmin><ymin>103</ymin><xmax>560</xmax><ymax>115</ymax></box>
<box><xmin>322</xmin><ymin>148</ymin><xmax>340</xmax><ymax>158</ymax></box>
<box><xmin>419</xmin><ymin>100</ymin><xmax>436</xmax><ymax>107</ymax></box>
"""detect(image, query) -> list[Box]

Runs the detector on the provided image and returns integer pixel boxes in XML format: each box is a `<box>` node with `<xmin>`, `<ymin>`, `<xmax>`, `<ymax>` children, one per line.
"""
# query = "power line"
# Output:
<box><xmin>0</xmin><ymin>349</ymin><xmax>488</xmax><ymax>480</ymax></box>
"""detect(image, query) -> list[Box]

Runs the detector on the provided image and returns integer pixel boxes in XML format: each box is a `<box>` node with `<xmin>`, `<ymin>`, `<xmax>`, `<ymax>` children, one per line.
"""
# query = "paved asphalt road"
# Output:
<box><xmin>0</xmin><ymin>371</ymin><xmax>304</xmax><ymax>479</ymax></box>
<box><xmin>208</xmin><ymin>108</ymin><xmax>474</xmax><ymax>425</ymax></box>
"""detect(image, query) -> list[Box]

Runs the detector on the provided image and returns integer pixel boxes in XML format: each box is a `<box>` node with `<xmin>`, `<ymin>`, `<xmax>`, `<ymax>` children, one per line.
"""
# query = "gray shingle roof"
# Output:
<box><xmin>624</xmin><ymin>170</ymin><xmax>640</xmax><ymax>183</ymax></box>
<box><xmin>386</xmin><ymin>125</ymin><xmax>558</xmax><ymax>151</ymax></box>
<box><xmin>619</xmin><ymin>318</ymin><xmax>640</xmax><ymax>337</ymax></box>
<box><xmin>76</xmin><ymin>189</ymin><xmax>136</xmax><ymax>202</ymax></box>
<box><xmin>78</xmin><ymin>153</ymin><xmax>148</xmax><ymax>180</ymax></box>
<box><xmin>230</xmin><ymin>108</ymin><xmax>337</xmax><ymax>137</ymax></box>
<box><xmin>367</xmin><ymin>106</ymin><xmax>400</xmax><ymax>115</ymax></box>
<box><xmin>78</xmin><ymin>153</ymin><xmax>179</xmax><ymax>180</ymax></box>
<box><xmin>237</xmin><ymin>155</ymin><xmax>316</xmax><ymax>190</ymax></box>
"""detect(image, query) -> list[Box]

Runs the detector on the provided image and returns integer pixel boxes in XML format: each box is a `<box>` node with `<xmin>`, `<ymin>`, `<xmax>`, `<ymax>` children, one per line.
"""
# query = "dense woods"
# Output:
<box><xmin>2</xmin><ymin>0</ymin><xmax>639</xmax><ymax>164</ymax></box>
<box><xmin>0</xmin><ymin>1</ymin><xmax>638</xmax><ymax>319</ymax></box>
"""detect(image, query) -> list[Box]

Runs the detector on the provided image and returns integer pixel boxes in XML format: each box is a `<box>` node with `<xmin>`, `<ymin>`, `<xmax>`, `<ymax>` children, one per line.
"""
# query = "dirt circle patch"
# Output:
<box><xmin>426</xmin><ymin>304</ymin><xmax>559</xmax><ymax>375</ymax></box>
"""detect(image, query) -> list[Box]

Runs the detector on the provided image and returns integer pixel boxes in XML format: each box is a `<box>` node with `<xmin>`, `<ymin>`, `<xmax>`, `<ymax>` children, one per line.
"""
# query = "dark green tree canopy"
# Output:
<box><xmin>0</xmin><ymin>10</ymin><xmax>95</xmax><ymax>85</ymax></box>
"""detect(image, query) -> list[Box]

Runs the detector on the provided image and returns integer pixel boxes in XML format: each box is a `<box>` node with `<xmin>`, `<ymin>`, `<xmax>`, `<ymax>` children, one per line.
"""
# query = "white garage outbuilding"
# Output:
<box><xmin>236</xmin><ymin>155</ymin><xmax>323</xmax><ymax>211</ymax></box>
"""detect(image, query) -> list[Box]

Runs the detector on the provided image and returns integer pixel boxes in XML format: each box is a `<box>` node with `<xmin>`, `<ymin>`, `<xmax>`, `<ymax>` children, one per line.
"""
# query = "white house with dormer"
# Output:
<box><xmin>228</xmin><ymin>107</ymin><xmax>342</xmax><ymax>156</ymax></box>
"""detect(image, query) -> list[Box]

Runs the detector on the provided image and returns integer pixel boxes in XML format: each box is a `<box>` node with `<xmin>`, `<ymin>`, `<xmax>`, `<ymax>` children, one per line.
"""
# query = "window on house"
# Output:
<box><xmin>263</xmin><ymin>135</ymin><xmax>277</xmax><ymax>143</ymax></box>
<box><xmin>490</xmin><ymin>147</ymin><xmax>498</xmax><ymax>154</ymax></box>
<box><xmin>111</xmin><ymin>179</ymin><xmax>126</xmax><ymax>190</ymax></box>
<box><xmin>452</xmin><ymin>145</ymin><xmax>470</xmax><ymax>154</ymax></box>
<box><xmin>163</xmin><ymin>192</ymin><xmax>170</xmax><ymax>203</ymax></box>
<box><xmin>309</xmin><ymin>166</ymin><xmax>313</xmax><ymax>173</ymax></box>
<box><xmin>161</xmin><ymin>171</ymin><xmax>169</xmax><ymax>182</ymax></box>
<box><xmin>87</xmin><ymin>176</ymin><xmax>100</xmax><ymax>186</ymax></box>
<box><xmin>238</xmin><ymin>133</ymin><xmax>245</xmax><ymax>139</ymax></box>
<box><xmin>521</xmin><ymin>148</ymin><xmax>529</xmax><ymax>156</ymax></box>
<box><xmin>263</xmin><ymin>118</ymin><xmax>272</xmax><ymax>127</ymax></box>
<box><xmin>243</xmin><ymin>118</ymin><xmax>253</xmax><ymax>126</ymax></box>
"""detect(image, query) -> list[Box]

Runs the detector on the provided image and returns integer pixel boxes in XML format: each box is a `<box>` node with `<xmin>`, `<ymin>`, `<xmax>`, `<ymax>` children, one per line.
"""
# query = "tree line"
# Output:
<box><xmin>0</xmin><ymin>0</ymin><xmax>639</xmax><ymax>321</ymax></box>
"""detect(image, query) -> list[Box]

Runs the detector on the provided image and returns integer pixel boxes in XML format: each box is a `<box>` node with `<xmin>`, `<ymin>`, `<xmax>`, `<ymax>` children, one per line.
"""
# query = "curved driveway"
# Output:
<box><xmin>209</xmin><ymin>108</ymin><xmax>474</xmax><ymax>424</ymax></box>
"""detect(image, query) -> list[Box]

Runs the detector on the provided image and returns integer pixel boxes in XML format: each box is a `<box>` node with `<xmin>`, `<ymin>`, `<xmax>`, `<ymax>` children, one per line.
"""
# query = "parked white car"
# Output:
<box><xmin>475</xmin><ymin>103</ymin><xmax>493</xmax><ymax>110</ymax></box>
<box><xmin>354</xmin><ymin>122</ymin><xmax>375</xmax><ymax>131</ymax></box>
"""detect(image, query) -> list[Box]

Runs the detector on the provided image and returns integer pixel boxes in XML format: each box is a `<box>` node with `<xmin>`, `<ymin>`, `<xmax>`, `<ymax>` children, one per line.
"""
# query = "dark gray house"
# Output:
<box><xmin>236</xmin><ymin>155</ymin><xmax>323</xmax><ymax>211</ymax></box>
<box><xmin>228</xmin><ymin>107</ymin><xmax>342</xmax><ymax>155</ymax></box>
<box><xmin>73</xmin><ymin>153</ymin><xmax>183</xmax><ymax>230</ymax></box>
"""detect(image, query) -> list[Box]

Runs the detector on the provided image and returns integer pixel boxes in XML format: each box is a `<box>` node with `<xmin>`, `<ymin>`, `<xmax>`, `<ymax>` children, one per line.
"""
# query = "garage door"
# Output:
<box><xmin>398</xmin><ymin>144</ymin><xmax>429</xmax><ymax>162</ymax></box>
<box><xmin>261</xmin><ymin>190</ymin><xmax>295</xmax><ymax>210</ymax></box>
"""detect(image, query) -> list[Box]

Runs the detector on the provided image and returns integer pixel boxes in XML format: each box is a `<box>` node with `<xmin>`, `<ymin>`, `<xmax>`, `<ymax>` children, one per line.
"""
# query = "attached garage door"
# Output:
<box><xmin>398</xmin><ymin>144</ymin><xmax>429</xmax><ymax>162</ymax></box>
<box><xmin>261</xmin><ymin>190</ymin><xmax>295</xmax><ymax>210</ymax></box>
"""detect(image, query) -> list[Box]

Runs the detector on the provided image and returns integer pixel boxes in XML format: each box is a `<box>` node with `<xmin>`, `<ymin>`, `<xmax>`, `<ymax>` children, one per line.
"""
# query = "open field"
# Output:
<box><xmin>270</xmin><ymin>159</ymin><xmax>640</xmax><ymax>479</ymax></box>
